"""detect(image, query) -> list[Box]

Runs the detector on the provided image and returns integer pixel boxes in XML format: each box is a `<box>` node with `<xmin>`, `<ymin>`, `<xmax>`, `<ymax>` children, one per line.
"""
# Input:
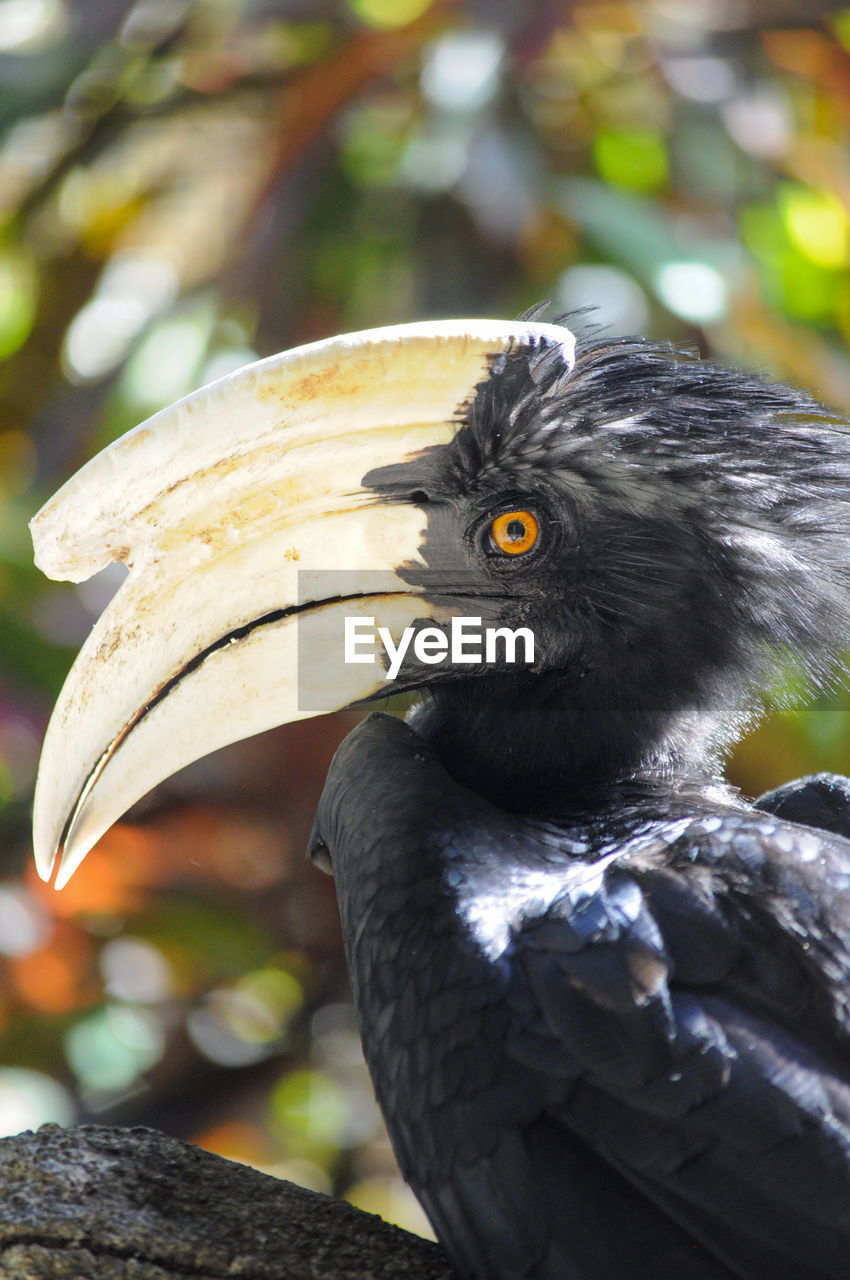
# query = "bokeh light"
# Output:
<box><xmin>100</xmin><ymin>936</ymin><xmax>173</xmax><ymax>1003</ymax></box>
<box><xmin>421</xmin><ymin>31</ymin><xmax>504</xmax><ymax>114</ymax></box>
<box><xmin>0</xmin><ymin>0</ymin><xmax>65</xmax><ymax>53</ymax></box>
<box><xmin>0</xmin><ymin>883</ymin><xmax>50</xmax><ymax>956</ymax></box>
<box><xmin>0</xmin><ymin>250</ymin><xmax>37</xmax><ymax>359</ymax></box>
<box><xmin>64</xmin><ymin>1004</ymin><xmax>165</xmax><ymax>1095</ymax></box>
<box><xmin>62</xmin><ymin>251</ymin><xmax>178</xmax><ymax>382</ymax></box>
<box><xmin>557</xmin><ymin>263</ymin><xmax>650</xmax><ymax>335</ymax></box>
<box><xmin>348</xmin><ymin>0</ymin><xmax>432</xmax><ymax>30</ymax></box>
<box><xmin>593</xmin><ymin>127</ymin><xmax>669</xmax><ymax>193</ymax></box>
<box><xmin>0</xmin><ymin>1068</ymin><xmax>73</xmax><ymax>1137</ymax></box>
<box><xmin>654</xmin><ymin>261</ymin><xmax>728</xmax><ymax>324</ymax></box>
<box><xmin>780</xmin><ymin>185</ymin><xmax>849</xmax><ymax>270</ymax></box>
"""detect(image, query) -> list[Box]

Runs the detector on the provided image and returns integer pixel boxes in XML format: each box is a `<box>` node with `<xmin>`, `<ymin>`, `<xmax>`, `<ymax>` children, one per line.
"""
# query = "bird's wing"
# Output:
<box><xmin>509</xmin><ymin>813</ymin><xmax>850</xmax><ymax>1279</ymax></box>
<box><xmin>754</xmin><ymin>770</ymin><xmax>850</xmax><ymax>838</ymax></box>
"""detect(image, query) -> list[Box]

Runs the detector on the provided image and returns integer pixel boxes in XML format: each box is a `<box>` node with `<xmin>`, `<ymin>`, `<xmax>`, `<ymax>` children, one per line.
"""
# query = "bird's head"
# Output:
<box><xmin>366</xmin><ymin>334</ymin><xmax>850</xmax><ymax>806</ymax></box>
<box><xmin>30</xmin><ymin>318</ymin><xmax>850</xmax><ymax>884</ymax></box>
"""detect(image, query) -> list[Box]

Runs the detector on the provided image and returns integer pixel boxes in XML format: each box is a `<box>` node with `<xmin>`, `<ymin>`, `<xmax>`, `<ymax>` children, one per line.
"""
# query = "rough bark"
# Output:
<box><xmin>0</xmin><ymin>1124</ymin><xmax>456</xmax><ymax>1280</ymax></box>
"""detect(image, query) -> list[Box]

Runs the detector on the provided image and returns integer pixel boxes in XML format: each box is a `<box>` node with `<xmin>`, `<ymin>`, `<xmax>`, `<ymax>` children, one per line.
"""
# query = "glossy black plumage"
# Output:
<box><xmin>309</xmin><ymin>330</ymin><xmax>850</xmax><ymax>1278</ymax></box>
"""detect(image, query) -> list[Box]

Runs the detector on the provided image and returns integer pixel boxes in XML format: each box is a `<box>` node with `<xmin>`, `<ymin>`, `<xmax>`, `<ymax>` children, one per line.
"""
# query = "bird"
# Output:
<box><xmin>29</xmin><ymin>316</ymin><xmax>850</xmax><ymax>1278</ymax></box>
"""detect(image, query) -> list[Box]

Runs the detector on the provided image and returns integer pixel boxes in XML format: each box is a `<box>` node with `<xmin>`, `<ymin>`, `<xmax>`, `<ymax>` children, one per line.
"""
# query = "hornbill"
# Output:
<box><xmin>30</xmin><ymin>318</ymin><xmax>850</xmax><ymax>1279</ymax></box>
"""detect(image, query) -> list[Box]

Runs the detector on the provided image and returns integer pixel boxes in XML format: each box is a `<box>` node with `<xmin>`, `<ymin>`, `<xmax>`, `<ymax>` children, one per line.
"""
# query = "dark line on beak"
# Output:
<box><xmin>57</xmin><ymin>590</ymin><xmax>404</xmax><ymax>859</ymax></box>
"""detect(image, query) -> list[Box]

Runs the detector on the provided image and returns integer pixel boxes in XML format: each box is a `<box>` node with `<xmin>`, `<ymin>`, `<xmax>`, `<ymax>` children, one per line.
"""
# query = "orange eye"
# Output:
<box><xmin>490</xmin><ymin>510</ymin><xmax>539</xmax><ymax>556</ymax></box>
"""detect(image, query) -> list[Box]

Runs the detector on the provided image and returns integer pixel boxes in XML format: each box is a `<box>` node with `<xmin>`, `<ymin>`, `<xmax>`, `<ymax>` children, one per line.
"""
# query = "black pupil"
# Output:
<box><xmin>506</xmin><ymin>519</ymin><xmax>526</xmax><ymax>542</ymax></box>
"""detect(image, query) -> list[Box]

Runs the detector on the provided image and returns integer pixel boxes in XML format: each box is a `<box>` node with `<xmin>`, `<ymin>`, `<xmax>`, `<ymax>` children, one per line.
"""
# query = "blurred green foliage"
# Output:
<box><xmin>1</xmin><ymin>0</ymin><xmax>850</xmax><ymax>1239</ymax></box>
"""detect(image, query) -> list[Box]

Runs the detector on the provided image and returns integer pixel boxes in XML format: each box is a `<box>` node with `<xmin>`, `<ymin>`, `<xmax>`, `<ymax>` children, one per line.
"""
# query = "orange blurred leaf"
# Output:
<box><xmin>11</xmin><ymin>923</ymin><xmax>95</xmax><ymax>1014</ymax></box>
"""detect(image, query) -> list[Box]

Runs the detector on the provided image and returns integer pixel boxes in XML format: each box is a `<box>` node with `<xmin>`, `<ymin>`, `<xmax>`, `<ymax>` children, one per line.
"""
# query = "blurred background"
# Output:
<box><xmin>2</xmin><ymin>0</ymin><xmax>850</xmax><ymax>1239</ymax></box>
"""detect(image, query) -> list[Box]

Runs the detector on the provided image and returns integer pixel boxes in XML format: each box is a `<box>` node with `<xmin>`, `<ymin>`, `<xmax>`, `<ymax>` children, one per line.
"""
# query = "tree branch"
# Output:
<box><xmin>0</xmin><ymin>1124</ymin><xmax>456</xmax><ymax>1279</ymax></box>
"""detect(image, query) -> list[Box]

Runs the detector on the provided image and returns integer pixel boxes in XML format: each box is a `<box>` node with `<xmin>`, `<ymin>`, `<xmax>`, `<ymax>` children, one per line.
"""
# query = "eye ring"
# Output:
<box><xmin>489</xmin><ymin>509</ymin><xmax>540</xmax><ymax>557</ymax></box>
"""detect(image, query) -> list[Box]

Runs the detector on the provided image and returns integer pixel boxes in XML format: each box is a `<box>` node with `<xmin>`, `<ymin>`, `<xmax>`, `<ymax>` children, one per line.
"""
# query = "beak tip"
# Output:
<box><xmin>54</xmin><ymin>860</ymin><xmax>75</xmax><ymax>892</ymax></box>
<box><xmin>33</xmin><ymin>807</ymin><xmax>87</xmax><ymax>889</ymax></box>
<box><xmin>33</xmin><ymin>845</ymin><xmax>57</xmax><ymax>885</ymax></box>
<box><xmin>32</xmin><ymin>798</ymin><xmax>61</xmax><ymax>883</ymax></box>
<box><xmin>49</xmin><ymin>819</ymin><xmax>95</xmax><ymax>890</ymax></box>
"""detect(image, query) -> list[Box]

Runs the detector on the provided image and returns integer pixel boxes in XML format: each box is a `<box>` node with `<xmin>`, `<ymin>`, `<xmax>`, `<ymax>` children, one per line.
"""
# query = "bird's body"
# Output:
<box><xmin>31</xmin><ymin>319</ymin><xmax>850</xmax><ymax>1279</ymax></box>
<box><xmin>309</xmin><ymin>331</ymin><xmax>850</xmax><ymax>1277</ymax></box>
<box><xmin>317</xmin><ymin>716</ymin><xmax>850</xmax><ymax>1278</ymax></box>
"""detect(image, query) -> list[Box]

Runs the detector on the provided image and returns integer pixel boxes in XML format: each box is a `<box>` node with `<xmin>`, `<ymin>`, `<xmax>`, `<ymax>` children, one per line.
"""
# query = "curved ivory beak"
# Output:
<box><xmin>30</xmin><ymin>318</ymin><xmax>575</xmax><ymax>888</ymax></box>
